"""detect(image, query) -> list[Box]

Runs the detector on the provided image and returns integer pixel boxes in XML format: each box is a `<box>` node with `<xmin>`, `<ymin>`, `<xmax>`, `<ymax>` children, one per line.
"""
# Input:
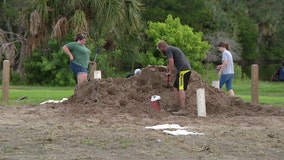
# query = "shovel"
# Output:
<box><xmin>162</xmin><ymin>74</ymin><xmax>173</xmax><ymax>88</ymax></box>
<box><xmin>89</xmin><ymin>48</ymin><xmax>100</xmax><ymax>80</ymax></box>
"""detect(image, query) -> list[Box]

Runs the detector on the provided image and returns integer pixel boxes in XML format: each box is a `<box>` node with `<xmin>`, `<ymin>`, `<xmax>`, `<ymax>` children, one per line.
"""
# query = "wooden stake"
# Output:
<box><xmin>251</xmin><ymin>64</ymin><xmax>259</xmax><ymax>104</ymax></box>
<box><xmin>2</xmin><ymin>60</ymin><xmax>10</xmax><ymax>101</ymax></box>
<box><xmin>90</xmin><ymin>62</ymin><xmax>97</xmax><ymax>80</ymax></box>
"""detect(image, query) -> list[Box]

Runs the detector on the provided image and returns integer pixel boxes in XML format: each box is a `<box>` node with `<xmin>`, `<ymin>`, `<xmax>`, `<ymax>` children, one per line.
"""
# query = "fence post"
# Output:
<box><xmin>251</xmin><ymin>64</ymin><xmax>258</xmax><ymax>104</ymax></box>
<box><xmin>2</xmin><ymin>60</ymin><xmax>10</xmax><ymax>101</ymax></box>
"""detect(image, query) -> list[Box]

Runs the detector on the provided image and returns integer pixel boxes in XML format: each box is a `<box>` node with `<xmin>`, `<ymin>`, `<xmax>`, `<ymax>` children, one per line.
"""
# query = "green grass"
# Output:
<box><xmin>0</xmin><ymin>86</ymin><xmax>74</xmax><ymax>105</ymax></box>
<box><xmin>233</xmin><ymin>80</ymin><xmax>284</xmax><ymax>107</ymax></box>
<box><xmin>0</xmin><ymin>80</ymin><xmax>283</xmax><ymax>107</ymax></box>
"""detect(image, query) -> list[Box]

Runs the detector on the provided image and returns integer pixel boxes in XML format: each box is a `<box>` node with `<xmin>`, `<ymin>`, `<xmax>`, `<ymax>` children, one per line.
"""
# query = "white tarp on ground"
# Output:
<box><xmin>163</xmin><ymin>129</ymin><xmax>204</xmax><ymax>136</ymax></box>
<box><xmin>145</xmin><ymin>124</ymin><xmax>187</xmax><ymax>130</ymax></box>
<box><xmin>40</xmin><ymin>98</ymin><xmax>68</xmax><ymax>105</ymax></box>
<box><xmin>145</xmin><ymin>124</ymin><xmax>204</xmax><ymax>136</ymax></box>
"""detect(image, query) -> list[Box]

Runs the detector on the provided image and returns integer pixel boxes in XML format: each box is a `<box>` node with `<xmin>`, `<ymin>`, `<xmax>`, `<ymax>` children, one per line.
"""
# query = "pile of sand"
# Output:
<box><xmin>62</xmin><ymin>65</ymin><xmax>284</xmax><ymax>120</ymax></box>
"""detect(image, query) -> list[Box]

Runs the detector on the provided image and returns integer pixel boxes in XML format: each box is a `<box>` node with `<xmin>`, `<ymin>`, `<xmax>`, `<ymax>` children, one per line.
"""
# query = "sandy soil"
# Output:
<box><xmin>1</xmin><ymin>66</ymin><xmax>284</xmax><ymax>160</ymax></box>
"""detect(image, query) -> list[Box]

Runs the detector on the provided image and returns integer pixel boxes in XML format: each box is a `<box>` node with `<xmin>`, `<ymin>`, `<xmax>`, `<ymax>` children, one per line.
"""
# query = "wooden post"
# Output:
<box><xmin>251</xmin><ymin>64</ymin><xmax>259</xmax><ymax>104</ymax></box>
<box><xmin>89</xmin><ymin>62</ymin><xmax>101</xmax><ymax>80</ymax></box>
<box><xmin>89</xmin><ymin>62</ymin><xmax>96</xmax><ymax>80</ymax></box>
<box><xmin>2</xmin><ymin>60</ymin><xmax>10</xmax><ymax>101</ymax></box>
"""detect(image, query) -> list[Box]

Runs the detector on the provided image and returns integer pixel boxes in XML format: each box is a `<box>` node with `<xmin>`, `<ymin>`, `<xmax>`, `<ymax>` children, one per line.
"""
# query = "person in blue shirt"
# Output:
<box><xmin>271</xmin><ymin>62</ymin><xmax>284</xmax><ymax>81</ymax></box>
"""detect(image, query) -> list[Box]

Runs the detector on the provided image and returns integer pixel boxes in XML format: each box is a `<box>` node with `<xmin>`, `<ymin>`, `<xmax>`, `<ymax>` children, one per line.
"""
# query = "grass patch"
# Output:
<box><xmin>234</xmin><ymin>80</ymin><xmax>284</xmax><ymax>107</ymax></box>
<box><xmin>0</xmin><ymin>85</ymin><xmax>74</xmax><ymax>105</ymax></box>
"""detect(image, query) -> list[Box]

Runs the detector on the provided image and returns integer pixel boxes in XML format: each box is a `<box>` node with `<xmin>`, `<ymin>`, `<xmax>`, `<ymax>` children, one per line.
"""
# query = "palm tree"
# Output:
<box><xmin>6</xmin><ymin>0</ymin><xmax>143</xmax><ymax>75</ymax></box>
<box><xmin>25</xmin><ymin>0</ymin><xmax>143</xmax><ymax>50</ymax></box>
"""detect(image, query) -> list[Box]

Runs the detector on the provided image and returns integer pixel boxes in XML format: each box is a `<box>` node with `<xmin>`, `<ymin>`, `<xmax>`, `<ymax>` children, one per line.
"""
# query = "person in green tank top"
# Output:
<box><xmin>63</xmin><ymin>34</ymin><xmax>94</xmax><ymax>84</ymax></box>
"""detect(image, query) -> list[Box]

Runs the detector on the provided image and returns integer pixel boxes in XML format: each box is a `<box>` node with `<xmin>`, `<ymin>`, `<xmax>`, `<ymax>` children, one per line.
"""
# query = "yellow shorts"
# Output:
<box><xmin>174</xmin><ymin>70</ymin><xmax>191</xmax><ymax>90</ymax></box>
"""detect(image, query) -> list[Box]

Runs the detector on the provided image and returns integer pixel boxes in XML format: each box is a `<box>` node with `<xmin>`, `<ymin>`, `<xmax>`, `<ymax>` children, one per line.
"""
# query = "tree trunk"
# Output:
<box><xmin>16</xmin><ymin>36</ymin><xmax>29</xmax><ymax>76</ymax></box>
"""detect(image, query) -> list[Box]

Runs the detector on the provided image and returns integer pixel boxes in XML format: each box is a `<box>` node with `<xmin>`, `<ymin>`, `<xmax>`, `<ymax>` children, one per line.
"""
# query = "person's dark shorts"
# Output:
<box><xmin>69</xmin><ymin>61</ymin><xmax>88</xmax><ymax>76</ymax></box>
<box><xmin>173</xmin><ymin>70</ymin><xmax>191</xmax><ymax>90</ymax></box>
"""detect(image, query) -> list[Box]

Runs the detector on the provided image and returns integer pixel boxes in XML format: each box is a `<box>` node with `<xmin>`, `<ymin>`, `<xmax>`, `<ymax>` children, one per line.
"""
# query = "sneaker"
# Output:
<box><xmin>166</xmin><ymin>104</ymin><xmax>180</xmax><ymax>112</ymax></box>
<box><xmin>172</xmin><ymin>109</ymin><xmax>188</xmax><ymax>116</ymax></box>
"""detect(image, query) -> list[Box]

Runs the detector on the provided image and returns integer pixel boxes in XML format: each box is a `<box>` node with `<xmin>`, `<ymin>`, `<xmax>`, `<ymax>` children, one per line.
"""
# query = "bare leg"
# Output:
<box><xmin>172</xmin><ymin>89</ymin><xmax>188</xmax><ymax>116</ymax></box>
<box><xmin>179</xmin><ymin>90</ymin><xmax>186</xmax><ymax>109</ymax></box>
<box><xmin>173</xmin><ymin>88</ymin><xmax>180</xmax><ymax>105</ymax></box>
<box><xmin>77</xmin><ymin>73</ymin><xmax>88</xmax><ymax>84</ymax></box>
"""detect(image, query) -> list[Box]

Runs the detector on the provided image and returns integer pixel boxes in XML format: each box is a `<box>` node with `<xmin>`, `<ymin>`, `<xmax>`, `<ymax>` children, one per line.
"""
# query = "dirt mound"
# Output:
<box><xmin>62</xmin><ymin>65</ymin><xmax>284</xmax><ymax>120</ymax></box>
<box><xmin>2</xmin><ymin>65</ymin><xmax>284</xmax><ymax>159</ymax></box>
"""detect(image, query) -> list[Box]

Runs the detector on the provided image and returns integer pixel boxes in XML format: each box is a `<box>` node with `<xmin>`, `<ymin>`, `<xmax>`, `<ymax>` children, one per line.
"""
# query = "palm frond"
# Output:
<box><xmin>69</xmin><ymin>10</ymin><xmax>89</xmax><ymax>35</ymax></box>
<box><xmin>51</xmin><ymin>17</ymin><xmax>69</xmax><ymax>39</ymax></box>
<box><xmin>30</xmin><ymin>11</ymin><xmax>41</xmax><ymax>36</ymax></box>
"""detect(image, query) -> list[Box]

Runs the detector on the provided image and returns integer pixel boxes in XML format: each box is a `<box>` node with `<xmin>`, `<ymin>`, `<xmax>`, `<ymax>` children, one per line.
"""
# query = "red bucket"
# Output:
<box><xmin>150</xmin><ymin>100</ymin><xmax>160</xmax><ymax>111</ymax></box>
<box><xmin>150</xmin><ymin>95</ymin><xmax>161</xmax><ymax>111</ymax></box>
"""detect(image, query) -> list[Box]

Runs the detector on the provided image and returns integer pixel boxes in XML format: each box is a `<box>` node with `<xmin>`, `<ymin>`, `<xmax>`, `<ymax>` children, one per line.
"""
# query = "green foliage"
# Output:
<box><xmin>200</xmin><ymin>63</ymin><xmax>247</xmax><ymax>84</ymax></box>
<box><xmin>94</xmin><ymin>48</ymin><xmax>145</xmax><ymax>78</ymax></box>
<box><xmin>10</xmin><ymin>72</ymin><xmax>26</xmax><ymax>85</ymax></box>
<box><xmin>142</xmin><ymin>0</ymin><xmax>214</xmax><ymax>32</ymax></box>
<box><xmin>0</xmin><ymin>0</ymin><xmax>23</xmax><ymax>29</ymax></box>
<box><xmin>22</xmin><ymin>34</ymin><xmax>110</xmax><ymax>86</ymax></box>
<box><xmin>235</xmin><ymin>14</ymin><xmax>258</xmax><ymax>60</ymax></box>
<box><xmin>146</xmin><ymin>15</ymin><xmax>210</xmax><ymax>72</ymax></box>
<box><xmin>199</xmin><ymin>63</ymin><xmax>218</xmax><ymax>83</ymax></box>
<box><xmin>142</xmin><ymin>51</ymin><xmax>165</xmax><ymax>66</ymax></box>
<box><xmin>22</xmin><ymin>34</ymin><xmax>143</xmax><ymax>84</ymax></box>
<box><xmin>97</xmin><ymin>50</ymin><xmax>121</xmax><ymax>78</ymax></box>
<box><xmin>24</xmin><ymin>38</ymin><xmax>73</xmax><ymax>86</ymax></box>
<box><xmin>109</xmin><ymin>49</ymin><xmax>142</xmax><ymax>71</ymax></box>
<box><xmin>115</xmin><ymin>34</ymin><xmax>145</xmax><ymax>70</ymax></box>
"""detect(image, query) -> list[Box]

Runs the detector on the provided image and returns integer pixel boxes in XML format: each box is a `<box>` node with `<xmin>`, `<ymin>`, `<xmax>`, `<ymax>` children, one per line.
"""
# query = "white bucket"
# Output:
<box><xmin>150</xmin><ymin>95</ymin><xmax>161</xmax><ymax>111</ymax></box>
<box><xmin>94</xmin><ymin>70</ymin><xmax>101</xmax><ymax>79</ymax></box>
<box><xmin>151</xmin><ymin>95</ymin><xmax>161</xmax><ymax>101</ymax></box>
<box><xmin>212</xmin><ymin>80</ymin><xmax>220</xmax><ymax>89</ymax></box>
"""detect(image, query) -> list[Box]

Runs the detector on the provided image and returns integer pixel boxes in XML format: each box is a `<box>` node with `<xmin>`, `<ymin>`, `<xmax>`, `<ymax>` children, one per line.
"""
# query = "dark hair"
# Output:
<box><xmin>218</xmin><ymin>42</ymin><xmax>229</xmax><ymax>50</ymax></box>
<box><xmin>75</xmin><ymin>33</ymin><xmax>86</xmax><ymax>41</ymax></box>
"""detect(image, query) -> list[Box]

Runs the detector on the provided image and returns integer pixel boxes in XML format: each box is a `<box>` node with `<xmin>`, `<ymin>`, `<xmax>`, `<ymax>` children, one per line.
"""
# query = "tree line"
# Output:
<box><xmin>0</xmin><ymin>0</ymin><xmax>283</xmax><ymax>85</ymax></box>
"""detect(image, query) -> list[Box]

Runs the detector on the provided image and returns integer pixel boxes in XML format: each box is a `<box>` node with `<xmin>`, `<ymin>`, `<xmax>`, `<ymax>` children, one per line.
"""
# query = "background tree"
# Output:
<box><xmin>1</xmin><ymin>0</ymin><xmax>284</xmax><ymax>84</ymax></box>
<box><xmin>0</xmin><ymin>0</ymin><xmax>144</xmax><ymax>85</ymax></box>
<box><xmin>5</xmin><ymin>0</ymin><xmax>142</xmax><ymax>75</ymax></box>
<box><xmin>142</xmin><ymin>0</ymin><xmax>214</xmax><ymax>32</ymax></box>
<box><xmin>146</xmin><ymin>15</ymin><xmax>210</xmax><ymax>71</ymax></box>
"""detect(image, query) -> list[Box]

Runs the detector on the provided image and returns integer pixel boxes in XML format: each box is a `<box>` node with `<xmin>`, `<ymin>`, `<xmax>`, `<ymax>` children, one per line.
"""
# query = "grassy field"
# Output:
<box><xmin>0</xmin><ymin>80</ymin><xmax>283</xmax><ymax>107</ymax></box>
<box><xmin>233</xmin><ymin>80</ymin><xmax>284</xmax><ymax>107</ymax></box>
<box><xmin>0</xmin><ymin>86</ymin><xmax>74</xmax><ymax>105</ymax></box>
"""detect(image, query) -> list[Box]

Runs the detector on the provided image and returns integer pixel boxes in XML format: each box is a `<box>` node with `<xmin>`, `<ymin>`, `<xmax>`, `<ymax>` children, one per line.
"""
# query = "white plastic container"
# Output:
<box><xmin>94</xmin><ymin>70</ymin><xmax>101</xmax><ymax>79</ymax></box>
<box><xmin>212</xmin><ymin>80</ymin><xmax>220</xmax><ymax>89</ymax></box>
